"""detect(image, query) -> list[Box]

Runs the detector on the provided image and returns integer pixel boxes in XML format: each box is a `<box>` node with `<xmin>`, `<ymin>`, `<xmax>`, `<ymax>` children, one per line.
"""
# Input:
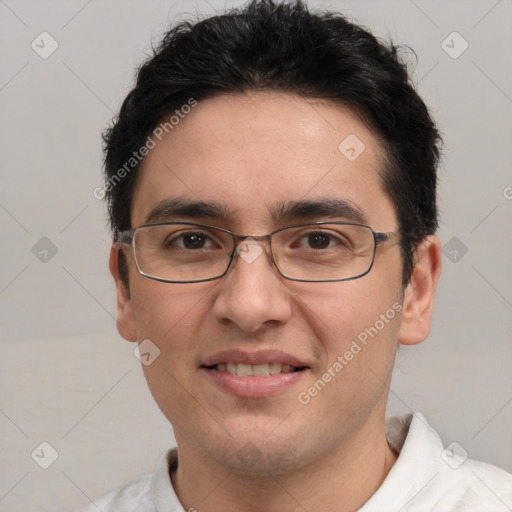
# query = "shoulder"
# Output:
<box><xmin>431</xmin><ymin>457</ymin><xmax>512</xmax><ymax>511</ymax></box>
<box><xmin>363</xmin><ymin>412</ymin><xmax>512</xmax><ymax>511</ymax></box>
<box><xmin>74</xmin><ymin>448</ymin><xmax>179</xmax><ymax>512</ymax></box>
<box><xmin>74</xmin><ymin>474</ymin><xmax>154</xmax><ymax>512</ymax></box>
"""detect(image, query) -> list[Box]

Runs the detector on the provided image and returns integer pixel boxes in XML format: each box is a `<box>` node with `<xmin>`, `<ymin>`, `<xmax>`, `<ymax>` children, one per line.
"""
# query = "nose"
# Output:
<box><xmin>211</xmin><ymin>239</ymin><xmax>293</xmax><ymax>333</ymax></box>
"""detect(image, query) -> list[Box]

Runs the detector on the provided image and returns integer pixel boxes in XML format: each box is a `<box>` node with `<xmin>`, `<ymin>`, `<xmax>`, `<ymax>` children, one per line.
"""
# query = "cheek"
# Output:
<box><xmin>297</xmin><ymin>277</ymin><xmax>400</xmax><ymax>344</ymax></box>
<box><xmin>129</xmin><ymin>282</ymin><xmax>212</xmax><ymax>416</ymax></box>
<box><xmin>129</xmin><ymin>279</ymin><xmax>213</xmax><ymax>341</ymax></box>
<box><xmin>294</xmin><ymin>278</ymin><xmax>402</xmax><ymax>397</ymax></box>
<box><xmin>297</xmin><ymin>286</ymin><xmax>401</xmax><ymax>421</ymax></box>
<box><xmin>129</xmin><ymin>279</ymin><xmax>218</xmax><ymax>395</ymax></box>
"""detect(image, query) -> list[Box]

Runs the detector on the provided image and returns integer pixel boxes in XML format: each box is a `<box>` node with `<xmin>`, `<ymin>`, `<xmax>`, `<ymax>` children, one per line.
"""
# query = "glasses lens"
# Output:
<box><xmin>133</xmin><ymin>224</ymin><xmax>233</xmax><ymax>282</ymax></box>
<box><xmin>272</xmin><ymin>224</ymin><xmax>375</xmax><ymax>281</ymax></box>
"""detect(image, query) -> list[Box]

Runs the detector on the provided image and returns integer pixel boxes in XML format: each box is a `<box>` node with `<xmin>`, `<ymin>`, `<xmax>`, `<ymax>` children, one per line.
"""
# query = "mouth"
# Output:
<box><xmin>204</xmin><ymin>362</ymin><xmax>308</xmax><ymax>377</ymax></box>
<box><xmin>200</xmin><ymin>350</ymin><xmax>311</xmax><ymax>398</ymax></box>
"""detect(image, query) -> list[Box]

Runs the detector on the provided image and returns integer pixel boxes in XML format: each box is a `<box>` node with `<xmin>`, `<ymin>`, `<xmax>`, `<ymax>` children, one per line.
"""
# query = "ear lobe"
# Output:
<box><xmin>109</xmin><ymin>245</ymin><xmax>137</xmax><ymax>342</ymax></box>
<box><xmin>398</xmin><ymin>235</ymin><xmax>442</xmax><ymax>346</ymax></box>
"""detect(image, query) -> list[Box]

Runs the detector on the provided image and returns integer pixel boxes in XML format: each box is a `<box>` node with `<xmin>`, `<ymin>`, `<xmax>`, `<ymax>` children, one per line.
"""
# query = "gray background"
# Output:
<box><xmin>1</xmin><ymin>0</ymin><xmax>511</xmax><ymax>510</ymax></box>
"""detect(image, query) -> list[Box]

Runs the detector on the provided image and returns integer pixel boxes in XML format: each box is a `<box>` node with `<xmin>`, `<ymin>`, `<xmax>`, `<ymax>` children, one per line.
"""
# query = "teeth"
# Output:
<box><xmin>252</xmin><ymin>363</ymin><xmax>269</xmax><ymax>376</ymax></box>
<box><xmin>216</xmin><ymin>362</ymin><xmax>296</xmax><ymax>376</ymax></box>
<box><xmin>237</xmin><ymin>363</ymin><xmax>252</xmax><ymax>377</ymax></box>
<box><xmin>269</xmin><ymin>362</ymin><xmax>282</xmax><ymax>375</ymax></box>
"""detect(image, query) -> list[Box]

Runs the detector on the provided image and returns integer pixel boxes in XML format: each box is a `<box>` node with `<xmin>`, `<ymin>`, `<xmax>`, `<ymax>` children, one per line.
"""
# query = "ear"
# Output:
<box><xmin>109</xmin><ymin>245</ymin><xmax>137</xmax><ymax>342</ymax></box>
<box><xmin>398</xmin><ymin>235</ymin><xmax>442</xmax><ymax>346</ymax></box>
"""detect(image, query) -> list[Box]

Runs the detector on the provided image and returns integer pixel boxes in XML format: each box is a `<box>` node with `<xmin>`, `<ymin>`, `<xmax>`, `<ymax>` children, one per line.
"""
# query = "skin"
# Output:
<box><xmin>109</xmin><ymin>91</ymin><xmax>441</xmax><ymax>512</ymax></box>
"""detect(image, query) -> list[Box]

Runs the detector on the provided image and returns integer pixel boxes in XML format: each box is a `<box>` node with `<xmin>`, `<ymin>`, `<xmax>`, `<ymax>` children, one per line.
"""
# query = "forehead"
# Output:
<box><xmin>131</xmin><ymin>92</ymin><xmax>396</xmax><ymax>230</ymax></box>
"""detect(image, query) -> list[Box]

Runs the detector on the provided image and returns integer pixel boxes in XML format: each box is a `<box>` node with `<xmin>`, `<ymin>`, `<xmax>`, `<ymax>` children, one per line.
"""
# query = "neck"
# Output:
<box><xmin>171</xmin><ymin>414</ymin><xmax>397</xmax><ymax>512</ymax></box>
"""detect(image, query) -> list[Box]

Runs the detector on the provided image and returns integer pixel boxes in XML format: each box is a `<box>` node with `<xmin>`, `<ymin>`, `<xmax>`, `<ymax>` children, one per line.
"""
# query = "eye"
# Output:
<box><xmin>165</xmin><ymin>231</ymin><xmax>216</xmax><ymax>250</ymax></box>
<box><xmin>293</xmin><ymin>230</ymin><xmax>348</xmax><ymax>250</ymax></box>
<box><xmin>305</xmin><ymin>232</ymin><xmax>333</xmax><ymax>250</ymax></box>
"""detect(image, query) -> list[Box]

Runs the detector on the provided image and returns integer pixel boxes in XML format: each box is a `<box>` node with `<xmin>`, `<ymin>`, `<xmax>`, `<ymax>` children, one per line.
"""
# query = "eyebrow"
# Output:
<box><xmin>144</xmin><ymin>199</ymin><xmax>234</xmax><ymax>224</ymax></box>
<box><xmin>271</xmin><ymin>198</ymin><xmax>367</xmax><ymax>224</ymax></box>
<box><xmin>143</xmin><ymin>197</ymin><xmax>367</xmax><ymax>226</ymax></box>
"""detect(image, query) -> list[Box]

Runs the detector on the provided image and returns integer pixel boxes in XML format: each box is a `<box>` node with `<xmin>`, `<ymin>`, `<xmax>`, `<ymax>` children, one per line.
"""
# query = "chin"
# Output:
<box><xmin>211</xmin><ymin>442</ymin><xmax>305</xmax><ymax>476</ymax></box>
<box><xmin>200</xmin><ymin>422</ymin><xmax>316</xmax><ymax>476</ymax></box>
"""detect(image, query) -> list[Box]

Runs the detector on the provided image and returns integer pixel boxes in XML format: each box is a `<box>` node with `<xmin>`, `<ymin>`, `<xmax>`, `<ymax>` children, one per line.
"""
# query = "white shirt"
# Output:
<box><xmin>76</xmin><ymin>413</ymin><xmax>512</xmax><ymax>511</ymax></box>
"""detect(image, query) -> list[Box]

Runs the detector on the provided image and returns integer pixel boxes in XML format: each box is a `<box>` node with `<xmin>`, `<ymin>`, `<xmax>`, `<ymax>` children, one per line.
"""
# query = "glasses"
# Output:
<box><xmin>116</xmin><ymin>221</ymin><xmax>398</xmax><ymax>283</ymax></box>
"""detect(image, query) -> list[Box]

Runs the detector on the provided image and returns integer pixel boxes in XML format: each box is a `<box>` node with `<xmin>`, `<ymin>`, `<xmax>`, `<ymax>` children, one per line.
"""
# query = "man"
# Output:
<box><xmin>78</xmin><ymin>1</ymin><xmax>512</xmax><ymax>510</ymax></box>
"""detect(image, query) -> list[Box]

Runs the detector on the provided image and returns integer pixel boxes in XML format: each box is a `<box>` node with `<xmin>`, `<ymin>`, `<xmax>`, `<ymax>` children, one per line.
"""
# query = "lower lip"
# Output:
<box><xmin>201</xmin><ymin>367</ymin><xmax>308</xmax><ymax>398</ymax></box>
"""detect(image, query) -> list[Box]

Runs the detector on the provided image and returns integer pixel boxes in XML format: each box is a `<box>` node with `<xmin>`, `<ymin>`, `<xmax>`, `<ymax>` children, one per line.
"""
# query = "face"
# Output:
<box><xmin>113</xmin><ymin>92</ymin><xmax>419</xmax><ymax>475</ymax></box>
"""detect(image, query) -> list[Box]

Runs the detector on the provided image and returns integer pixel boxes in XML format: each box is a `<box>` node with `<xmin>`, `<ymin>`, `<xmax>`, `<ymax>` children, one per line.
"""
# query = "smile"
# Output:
<box><xmin>208</xmin><ymin>362</ymin><xmax>304</xmax><ymax>376</ymax></box>
<box><xmin>201</xmin><ymin>349</ymin><xmax>311</xmax><ymax>398</ymax></box>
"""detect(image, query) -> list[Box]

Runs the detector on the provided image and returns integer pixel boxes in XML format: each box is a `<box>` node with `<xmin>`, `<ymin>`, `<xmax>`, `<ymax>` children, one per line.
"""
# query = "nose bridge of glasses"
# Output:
<box><xmin>233</xmin><ymin>233</ymin><xmax>273</xmax><ymax>243</ymax></box>
<box><xmin>233</xmin><ymin>232</ymin><xmax>271</xmax><ymax>250</ymax></box>
<box><xmin>230</xmin><ymin>233</ymin><xmax>276</xmax><ymax>270</ymax></box>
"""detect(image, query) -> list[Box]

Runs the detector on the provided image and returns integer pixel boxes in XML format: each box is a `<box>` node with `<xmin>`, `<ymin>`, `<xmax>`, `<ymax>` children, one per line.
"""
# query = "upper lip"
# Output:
<box><xmin>201</xmin><ymin>349</ymin><xmax>310</xmax><ymax>368</ymax></box>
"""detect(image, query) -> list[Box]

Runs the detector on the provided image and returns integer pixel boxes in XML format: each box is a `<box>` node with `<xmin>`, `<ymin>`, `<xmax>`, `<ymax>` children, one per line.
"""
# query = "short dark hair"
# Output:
<box><xmin>103</xmin><ymin>0</ymin><xmax>442</xmax><ymax>285</ymax></box>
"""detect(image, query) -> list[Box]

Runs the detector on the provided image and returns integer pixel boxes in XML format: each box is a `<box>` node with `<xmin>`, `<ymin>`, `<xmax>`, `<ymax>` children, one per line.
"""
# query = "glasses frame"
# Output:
<box><xmin>115</xmin><ymin>221</ymin><xmax>398</xmax><ymax>284</ymax></box>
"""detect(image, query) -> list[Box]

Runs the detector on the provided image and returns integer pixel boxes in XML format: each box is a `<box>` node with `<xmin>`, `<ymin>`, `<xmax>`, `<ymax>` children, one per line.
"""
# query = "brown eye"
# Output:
<box><xmin>307</xmin><ymin>233</ymin><xmax>332</xmax><ymax>249</ymax></box>
<box><xmin>164</xmin><ymin>231</ymin><xmax>215</xmax><ymax>250</ymax></box>
<box><xmin>182</xmin><ymin>233</ymin><xmax>207</xmax><ymax>249</ymax></box>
